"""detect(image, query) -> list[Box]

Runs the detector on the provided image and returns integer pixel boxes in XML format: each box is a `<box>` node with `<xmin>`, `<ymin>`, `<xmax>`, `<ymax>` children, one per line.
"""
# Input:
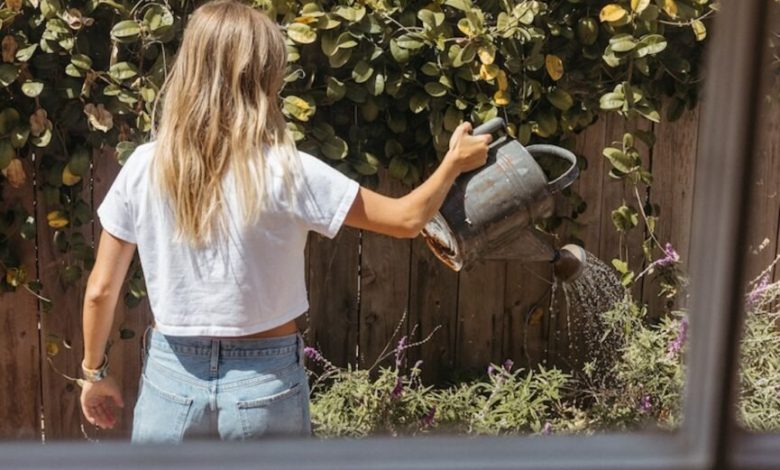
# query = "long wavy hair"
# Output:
<box><xmin>150</xmin><ymin>0</ymin><xmax>298</xmax><ymax>247</ymax></box>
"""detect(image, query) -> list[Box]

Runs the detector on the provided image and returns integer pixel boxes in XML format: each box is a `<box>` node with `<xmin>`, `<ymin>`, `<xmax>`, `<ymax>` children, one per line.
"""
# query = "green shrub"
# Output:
<box><xmin>308</xmin><ymin>267</ymin><xmax>780</xmax><ymax>436</ymax></box>
<box><xmin>0</xmin><ymin>0</ymin><xmax>714</xmax><ymax>301</ymax></box>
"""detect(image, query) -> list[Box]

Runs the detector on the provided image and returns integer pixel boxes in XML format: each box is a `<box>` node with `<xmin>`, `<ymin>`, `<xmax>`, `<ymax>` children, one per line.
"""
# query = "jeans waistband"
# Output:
<box><xmin>142</xmin><ymin>325</ymin><xmax>302</xmax><ymax>359</ymax></box>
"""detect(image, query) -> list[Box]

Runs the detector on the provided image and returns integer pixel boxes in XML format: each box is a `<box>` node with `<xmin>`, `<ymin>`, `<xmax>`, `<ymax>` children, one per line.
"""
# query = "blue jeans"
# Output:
<box><xmin>131</xmin><ymin>325</ymin><xmax>311</xmax><ymax>443</ymax></box>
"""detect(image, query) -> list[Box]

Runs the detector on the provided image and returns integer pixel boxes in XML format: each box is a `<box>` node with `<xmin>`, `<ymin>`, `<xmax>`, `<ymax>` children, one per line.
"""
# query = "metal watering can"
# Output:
<box><xmin>422</xmin><ymin>117</ymin><xmax>587</xmax><ymax>281</ymax></box>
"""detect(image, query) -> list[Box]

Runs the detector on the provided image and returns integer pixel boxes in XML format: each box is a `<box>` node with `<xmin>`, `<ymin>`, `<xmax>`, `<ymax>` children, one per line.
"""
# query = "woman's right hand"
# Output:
<box><xmin>444</xmin><ymin>122</ymin><xmax>492</xmax><ymax>173</ymax></box>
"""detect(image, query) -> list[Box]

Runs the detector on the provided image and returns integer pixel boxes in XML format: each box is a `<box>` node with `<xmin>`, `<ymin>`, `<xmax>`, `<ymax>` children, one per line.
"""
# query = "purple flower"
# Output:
<box><xmin>655</xmin><ymin>243</ymin><xmax>680</xmax><ymax>268</ymax></box>
<box><xmin>304</xmin><ymin>346</ymin><xmax>325</xmax><ymax>364</ymax></box>
<box><xmin>747</xmin><ymin>274</ymin><xmax>770</xmax><ymax>308</ymax></box>
<box><xmin>391</xmin><ymin>377</ymin><xmax>404</xmax><ymax>399</ymax></box>
<box><xmin>542</xmin><ymin>422</ymin><xmax>553</xmax><ymax>435</ymax></box>
<box><xmin>487</xmin><ymin>364</ymin><xmax>497</xmax><ymax>376</ymax></box>
<box><xmin>503</xmin><ymin>359</ymin><xmax>514</xmax><ymax>372</ymax></box>
<box><xmin>639</xmin><ymin>395</ymin><xmax>653</xmax><ymax>413</ymax></box>
<box><xmin>667</xmin><ymin>316</ymin><xmax>689</xmax><ymax>358</ymax></box>
<box><xmin>421</xmin><ymin>406</ymin><xmax>436</xmax><ymax>427</ymax></box>
<box><xmin>395</xmin><ymin>336</ymin><xmax>408</xmax><ymax>369</ymax></box>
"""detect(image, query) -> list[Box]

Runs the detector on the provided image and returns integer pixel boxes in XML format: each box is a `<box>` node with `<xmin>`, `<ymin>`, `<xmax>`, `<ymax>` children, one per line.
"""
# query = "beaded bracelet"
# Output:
<box><xmin>81</xmin><ymin>353</ymin><xmax>109</xmax><ymax>383</ymax></box>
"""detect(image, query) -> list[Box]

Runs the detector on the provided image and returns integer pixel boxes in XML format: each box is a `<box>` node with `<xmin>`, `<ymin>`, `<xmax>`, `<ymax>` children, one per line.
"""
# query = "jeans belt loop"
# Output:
<box><xmin>297</xmin><ymin>333</ymin><xmax>303</xmax><ymax>367</ymax></box>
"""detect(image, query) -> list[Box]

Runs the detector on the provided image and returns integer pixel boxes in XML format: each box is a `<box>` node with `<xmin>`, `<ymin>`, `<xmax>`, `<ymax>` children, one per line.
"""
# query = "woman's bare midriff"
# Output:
<box><xmin>152</xmin><ymin>319</ymin><xmax>299</xmax><ymax>339</ymax></box>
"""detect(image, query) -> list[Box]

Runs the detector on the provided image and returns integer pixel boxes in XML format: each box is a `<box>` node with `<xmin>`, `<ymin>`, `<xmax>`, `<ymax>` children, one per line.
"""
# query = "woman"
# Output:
<box><xmin>79</xmin><ymin>0</ymin><xmax>490</xmax><ymax>442</ymax></box>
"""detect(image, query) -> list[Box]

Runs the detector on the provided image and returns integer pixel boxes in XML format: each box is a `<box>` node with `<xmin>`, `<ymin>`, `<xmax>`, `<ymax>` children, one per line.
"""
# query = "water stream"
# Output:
<box><xmin>542</xmin><ymin>250</ymin><xmax>626</xmax><ymax>373</ymax></box>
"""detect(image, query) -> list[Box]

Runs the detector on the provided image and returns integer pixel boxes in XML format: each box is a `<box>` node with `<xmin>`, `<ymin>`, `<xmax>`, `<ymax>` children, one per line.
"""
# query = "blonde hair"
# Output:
<box><xmin>150</xmin><ymin>0</ymin><xmax>299</xmax><ymax>247</ymax></box>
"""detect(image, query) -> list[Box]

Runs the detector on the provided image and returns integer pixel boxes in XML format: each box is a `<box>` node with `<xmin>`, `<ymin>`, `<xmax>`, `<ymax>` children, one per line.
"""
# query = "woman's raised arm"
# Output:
<box><xmin>344</xmin><ymin>122</ymin><xmax>491</xmax><ymax>238</ymax></box>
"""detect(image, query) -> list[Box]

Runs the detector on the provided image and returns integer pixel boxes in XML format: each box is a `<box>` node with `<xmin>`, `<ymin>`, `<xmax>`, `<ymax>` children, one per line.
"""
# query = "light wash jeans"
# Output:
<box><xmin>130</xmin><ymin>325</ymin><xmax>311</xmax><ymax>443</ymax></box>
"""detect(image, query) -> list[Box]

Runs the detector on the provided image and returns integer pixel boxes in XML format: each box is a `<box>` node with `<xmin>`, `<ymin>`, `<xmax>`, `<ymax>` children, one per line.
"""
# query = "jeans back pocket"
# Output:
<box><xmin>131</xmin><ymin>371</ymin><xmax>194</xmax><ymax>444</ymax></box>
<box><xmin>236</xmin><ymin>381</ymin><xmax>306</xmax><ymax>439</ymax></box>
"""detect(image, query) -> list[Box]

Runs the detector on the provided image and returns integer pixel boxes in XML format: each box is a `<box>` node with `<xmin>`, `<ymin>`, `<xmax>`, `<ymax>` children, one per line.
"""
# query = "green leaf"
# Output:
<box><xmin>409</xmin><ymin>93</ymin><xmax>430</xmax><ymax>113</ymax></box>
<box><xmin>366</xmin><ymin>73</ymin><xmax>385</xmax><ymax>96</ymax></box>
<box><xmin>143</xmin><ymin>4</ymin><xmax>174</xmax><ymax>35</ymax></box>
<box><xmin>396</xmin><ymin>33</ymin><xmax>425</xmax><ymax>50</ymax></box>
<box><xmin>424</xmin><ymin>82</ymin><xmax>447</xmax><ymax>98</ymax></box>
<box><xmin>115</xmin><ymin>141</ymin><xmax>137</xmax><ymax>165</ymax></box>
<box><xmin>0</xmin><ymin>64</ymin><xmax>19</xmax><ymax>87</ymax></box>
<box><xmin>609</xmin><ymin>34</ymin><xmax>637</xmax><ymax>52</ymax></box>
<box><xmin>0</xmin><ymin>108</ymin><xmax>20</xmax><ymax>136</ymax></box>
<box><xmin>0</xmin><ymin>138</ymin><xmax>14</xmax><ymax>170</ymax></box>
<box><xmin>110</xmin><ymin>20</ymin><xmax>141</xmax><ymax>43</ymax></box>
<box><xmin>15</xmin><ymin>44</ymin><xmax>37</xmax><ymax>62</ymax></box>
<box><xmin>603</xmin><ymin>147</ymin><xmax>634</xmax><ymax>174</ymax></box>
<box><xmin>21</xmin><ymin>80</ymin><xmax>44</xmax><ymax>98</ymax></box>
<box><xmin>68</xmin><ymin>146</ymin><xmax>90</xmax><ymax>176</ymax></box>
<box><xmin>546</xmin><ymin>88</ymin><xmax>573</xmax><ymax>111</ymax></box>
<box><xmin>444</xmin><ymin>0</ymin><xmax>472</xmax><ymax>12</ymax></box>
<box><xmin>333</xmin><ymin>6</ymin><xmax>365</xmax><ymax>22</ymax></box>
<box><xmin>611</xmin><ymin>258</ymin><xmax>629</xmax><ymax>274</ymax></box>
<box><xmin>321</xmin><ymin>136</ymin><xmax>348</xmax><ymax>160</ymax></box>
<box><xmin>10</xmin><ymin>125</ymin><xmax>29</xmax><ymax>148</ymax></box>
<box><xmin>599</xmin><ymin>92</ymin><xmax>624</xmax><ymax>110</ymax></box>
<box><xmin>108</xmin><ymin>62</ymin><xmax>139</xmax><ymax>81</ymax></box>
<box><xmin>326</xmin><ymin>77</ymin><xmax>346</xmax><ymax>102</ymax></box>
<box><xmin>352</xmin><ymin>60</ymin><xmax>374</xmax><ymax>84</ymax></box>
<box><xmin>635</xmin><ymin>34</ymin><xmax>667</xmax><ymax>57</ymax></box>
<box><xmin>287</xmin><ymin>23</ymin><xmax>317</xmax><ymax>44</ymax></box>
<box><xmin>389</xmin><ymin>156</ymin><xmax>409</xmax><ymax>179</ymax></box>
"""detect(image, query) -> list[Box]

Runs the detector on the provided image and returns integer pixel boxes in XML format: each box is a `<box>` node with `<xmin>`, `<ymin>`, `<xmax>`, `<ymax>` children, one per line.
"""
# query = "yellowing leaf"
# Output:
<box><xmin>1</xmin><ymin>158</ymin><xmax>26</xmax><ymax>188</ymax></box>
<box><xmin>631</xmin><ymin>0</ymin><xmax>650</xmax><ymax>14</ymax></box>
<box><xmin>663</xmin><ymin>0</ymin><xmax>678</xmax><ymax>18</ymax></box>
<box><xmin>496</xmin><ymin>70</ymin><xmax>508</xmax><ymax>91</ymax></box>
<box><xmin>47</xmin><ymin>210</ymin><xmax>69</xmax><ymax>229</ymax></box>
<box><xmin>46</xmin><ymin>340</ymin><xmax>59</xmax><ymax>357</ymax></box>
<box><xmin>599</xmin><ymin>4</ymin><xmax>628</xmax><ymax>23</ymax></box>
<box><xmin>477</xmin><ymin>46</ymin><xmax>495</xmax><ymax>65</ymax></box>
<box><xmin>457</xmin><ymin>18</ymin><xmax>475</xmax><ymax>37</ymax></box>
<box><xmin>29</xmin><ymin>108</ymin><xmax>52</xmax><ymax>137</ymax></box>
<box><xmin>545</xmin><ymin>54</ymin><xmax>564</xmax><ymax>81</ymax></box>
<box><xmin>494</xmin><ymin>90</ymin><xmax>510</xmax><ymax>106</ymax></box>
<box><xmin>2</xmin><ymin>35</ymin><xmax>18</xmax><ymax>63</ymax></box>
<box><xmin>479</xmin><ymin>63</ymin><xmax>499</xmax><ymax>81</ymax></box>
<box><xmin>283</xmin><ymin>95</ymin><xmax>316</xmax><ymax>121</ymax></box>
<box><xmin>62</xmin><ymin>165</ymin><xmax>81</xmax><ymax>186</ymax></box>
<box><xmin>83</xmin><ymin>103</ymin><xmax>113</xmax><ymax>133</ymax></box>
<box><xmin>692</xmin><ymin>19</ymin><xmax>706</xmax><ymax>41</ymax></box>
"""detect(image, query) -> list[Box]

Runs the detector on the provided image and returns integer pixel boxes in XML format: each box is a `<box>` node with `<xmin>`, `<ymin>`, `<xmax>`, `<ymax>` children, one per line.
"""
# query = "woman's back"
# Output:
<box><xmin>98</xmin><ymin>141</ymin><xmax>358</xmax><ymax>336</ymax></box>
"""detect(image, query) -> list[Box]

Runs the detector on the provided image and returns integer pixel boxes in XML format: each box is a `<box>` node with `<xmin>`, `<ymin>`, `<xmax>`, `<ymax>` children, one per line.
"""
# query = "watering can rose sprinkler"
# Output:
<box><xmin>422</xmin><ymin>117</ymin><xmax>587</xmax><ymax>282</ymax></box>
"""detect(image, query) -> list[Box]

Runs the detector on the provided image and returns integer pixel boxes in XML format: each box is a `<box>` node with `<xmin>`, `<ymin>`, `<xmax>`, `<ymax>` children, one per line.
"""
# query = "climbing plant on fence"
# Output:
<box><xmin>0</xmin><ymin>0</ymin><xmax>713</xmax><ymax>311</ymax></box>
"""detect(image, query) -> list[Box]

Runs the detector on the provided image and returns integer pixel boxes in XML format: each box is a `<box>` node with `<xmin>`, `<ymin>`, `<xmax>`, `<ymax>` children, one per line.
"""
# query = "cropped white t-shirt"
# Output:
<box><xmin>96</xmin><ymin>141</ymin><xmax>360</xmax><ymax>337</ymax></box>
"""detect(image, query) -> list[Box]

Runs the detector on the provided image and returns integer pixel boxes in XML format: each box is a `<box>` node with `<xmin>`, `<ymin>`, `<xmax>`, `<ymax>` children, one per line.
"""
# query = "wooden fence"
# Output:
<box><xmin>3</xmin><ymin>100</ymin><xmax>780</xmax><ymax>441</ymax></box>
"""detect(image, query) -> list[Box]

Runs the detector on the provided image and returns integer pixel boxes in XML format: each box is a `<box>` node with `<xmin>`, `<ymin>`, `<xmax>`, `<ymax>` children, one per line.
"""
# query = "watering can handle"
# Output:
<box><xmin>472</xmin><ymin>117</ymin><xmax>506</xmax><ymax>137</ymax></box>
<box><xmin>526</xmin><ymin>144</ymin><xmax>579</xmax><ymax>193</ymax></box>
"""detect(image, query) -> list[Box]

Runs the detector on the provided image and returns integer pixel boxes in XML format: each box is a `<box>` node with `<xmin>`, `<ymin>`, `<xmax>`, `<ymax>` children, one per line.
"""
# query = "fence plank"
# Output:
<box><xmin>503</xmin><ymin>261</ymin><xmax>553</xmax><ymax>370</ymax></box>
<box><xmin>306</xmin><ymin>229</ymin><xmax>360</xmax><ymax>368</ymax></box>
<box><xmin>455</xmin><ymin>259</ymin><xmax>505</xmax><ymax>375</ymax></box>
<box><xmin>642</xmin><ymin>107</ymin><xmax>700</xmax><ymax>315</ymax></box>
<box><xmin>0</xmin><ymin>156</ymin><xmax>42</xmax><ymax>440</ymax></box>
<box><xmin>744</xmin><ymin>7</ymin><xmax>780</xmax><ymax>284</ymax></box>
<box><xmin>408</xmin><ymin>237</ymin><xmax>459</xmax><ymax>384</ymax></box>
<box><xmin>359</xmin><ymin>174</ymin><xmax>411</xmax><ymax>369</ymax></box>
<box><xmin>90</xmin><ymin>146</ymin><xmax>153</xmax><ymax>440</ymax></box>
<box><xmin>36</xmin><ymin>152</ymin><xmax>92</xmax><ymax>440</ymax></box>
<box><xmin>549</xmin><ymin>117</ymin><xmax>607</xmax><ymax>368</ymax></box>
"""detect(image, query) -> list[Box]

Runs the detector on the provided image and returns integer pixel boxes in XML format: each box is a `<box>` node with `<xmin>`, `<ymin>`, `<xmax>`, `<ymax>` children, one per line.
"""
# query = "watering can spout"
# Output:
<box><xmin>552</xmin><ymin>244</ymin><xmax>587</xmax><ymax>283</ymax></box>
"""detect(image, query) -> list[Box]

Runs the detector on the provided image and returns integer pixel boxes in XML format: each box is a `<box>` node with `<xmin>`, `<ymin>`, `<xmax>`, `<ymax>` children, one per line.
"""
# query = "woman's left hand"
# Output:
<box><xmin>80</xmin><ymin>376</ymin><xmax>125</xmax><ymax>429</ymax></box>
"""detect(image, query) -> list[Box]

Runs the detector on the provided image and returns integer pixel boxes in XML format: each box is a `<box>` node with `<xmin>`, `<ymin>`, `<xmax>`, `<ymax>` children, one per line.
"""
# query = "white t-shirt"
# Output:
<box><xmin>96</xmin><ymin>141</ymin><xmax>360</xmax><ymax>336</ymax></box>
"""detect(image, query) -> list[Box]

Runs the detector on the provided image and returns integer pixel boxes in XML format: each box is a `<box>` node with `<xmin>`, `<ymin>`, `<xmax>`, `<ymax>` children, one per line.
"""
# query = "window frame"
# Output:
<box><xmin>0</xmin><ymin>1</ymin><xmax>770</xmax><ymax>468</ymax></box>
